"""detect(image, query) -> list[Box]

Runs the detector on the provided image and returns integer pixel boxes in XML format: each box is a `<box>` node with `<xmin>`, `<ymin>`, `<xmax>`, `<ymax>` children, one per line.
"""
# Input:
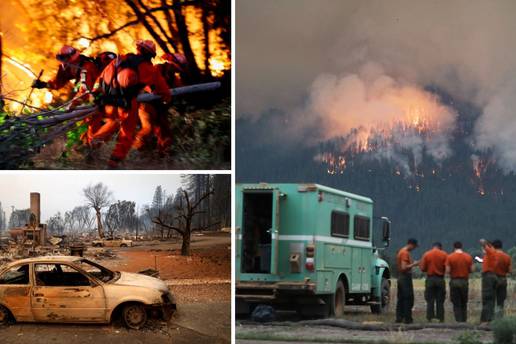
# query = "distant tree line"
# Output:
<box><xmin>0</xmin><ymin>202</ymin><xmax>7</xmax><ymax>232</ymax></box>
<box><xmin>236</xmin><ymin>108</ymin><xmax>516</xmax><ymax>258</ymax></box>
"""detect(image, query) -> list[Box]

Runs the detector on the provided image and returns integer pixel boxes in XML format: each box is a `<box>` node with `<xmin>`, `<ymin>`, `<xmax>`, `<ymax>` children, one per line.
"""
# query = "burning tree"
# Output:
<box><xmin>0</xmin><ymin>0</ymin><xmax>231</xmax><ymax>111</ymax></box>
<box><xmin>83</xmin><ymin>182</ymin><xmax>113</xmax><ymax>238</ymax></box>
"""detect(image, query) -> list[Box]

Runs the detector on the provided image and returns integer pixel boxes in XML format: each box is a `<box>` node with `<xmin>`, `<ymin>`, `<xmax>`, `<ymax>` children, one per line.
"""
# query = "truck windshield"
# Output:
<box><xmin>76</xmin><ymin>259</ymin><xmax>116</xmax><ymax>283</ymax></box>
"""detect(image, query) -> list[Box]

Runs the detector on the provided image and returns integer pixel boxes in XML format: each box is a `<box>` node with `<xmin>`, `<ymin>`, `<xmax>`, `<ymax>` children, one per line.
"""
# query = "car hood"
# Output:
<box><xmin>112</xmin><ymin>271</ymin><xmax>169</xmax><ymax>293</ymax></box>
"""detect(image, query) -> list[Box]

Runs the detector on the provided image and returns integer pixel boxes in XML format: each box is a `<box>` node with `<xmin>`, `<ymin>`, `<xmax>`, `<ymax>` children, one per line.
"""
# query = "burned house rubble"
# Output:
<box><xmin>0</xmin><ymin>192</ymin><xmax>114</xmax><ymax>264</ymax></box>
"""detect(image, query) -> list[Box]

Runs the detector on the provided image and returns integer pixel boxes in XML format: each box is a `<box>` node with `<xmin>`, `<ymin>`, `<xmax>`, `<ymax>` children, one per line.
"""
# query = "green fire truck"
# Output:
<box><xmin>235</xmin><ymin>183</ymin><xmax>392</xmax><ymax>317</ymax></box>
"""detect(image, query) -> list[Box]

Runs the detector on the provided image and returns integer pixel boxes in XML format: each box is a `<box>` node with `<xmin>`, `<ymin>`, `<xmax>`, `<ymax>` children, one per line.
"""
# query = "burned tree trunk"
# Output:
<box><xmin>201</xmin><ymin>2</ymin><xmax>211</xmax><ymax>77</ymax></box>
<box><xmin>173</xmin><ymin>2</ymin><xmax>201</xmax><ymax>80</ymax></box>
<box><xmin>95</xmin><ymin>208</ymin><xmax>105</xmax><ymax>238</ymax></box>
<box><xmin>181</xmin><ymin>229</ymin><xmax>191</xmax><ymax>256</ymax></box>
<box><xmin>123</xmin><ymin>0</ymin><xmax>172</xmax><ymax>54</ymax></box>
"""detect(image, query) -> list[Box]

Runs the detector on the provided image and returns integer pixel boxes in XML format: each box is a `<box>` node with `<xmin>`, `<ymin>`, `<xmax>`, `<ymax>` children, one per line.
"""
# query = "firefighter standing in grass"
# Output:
<box><xmin>31</xmin><ymin>45</ymin><xmax>102</xmax><ymax>144</ymax></box>
<box><xmin>492</xmin><ymin>239</ymin><xmax>512</xmax><ymax>318</ymax></box>
<box><xmin>445</xmin><ymin>241</ymin><xmax>474</xmax><ymax>322</ymax></box>
<box><xmin>91</xmin><ymin>40</ymin><xmax>171</xmax><ymax>168</ymax></box>
<box><xmin>395</xmin><ymin>238</ymin><xmax>420</xmax><ymax>324</ymax></box>
<box><xmin>420</xmin><ymin>242</ymin><xmax>448</xmax><ymax>322</ymax></box>
<box><xmin>479</xmin><ymin>239</ymin><xmax>499</xmax><ymax>323</ymax></box>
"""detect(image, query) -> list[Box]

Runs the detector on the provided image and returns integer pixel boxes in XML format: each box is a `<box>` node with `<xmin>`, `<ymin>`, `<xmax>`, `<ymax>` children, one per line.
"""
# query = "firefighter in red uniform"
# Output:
<box><xmin>31</xmin><ymin>45</ymin><xmax>102</xmax><ymax>144</ymax></box>
<box><xmin>131</xmin><ymin>48</ymin><xmax>182</xmax><ymax>152</ymax></box>
<box><xmin>91</xmin><ymin>40</ymin><xmax>171</xmax><ymax>168</ymax></box>
<box><xmin>157</xmin><ymin>52</ymin><xmax>189</xmax><ymax>88</ymax></box>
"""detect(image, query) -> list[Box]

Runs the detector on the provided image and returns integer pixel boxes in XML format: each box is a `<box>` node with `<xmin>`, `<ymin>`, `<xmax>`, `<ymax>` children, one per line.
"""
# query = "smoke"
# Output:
<box><xmin>237</xmin><ymin>0</ymin><xmax>516</xmax><ymax>171</ymax></box>
<box><xmin>472</xmin><ymin>80</ymin><xmax>516</xmax><ymax>173</ymax></box>
<box><xmin>295</xmin><ymin>62</ymin><xmax>456</xmax><ymax>173</ymax></box>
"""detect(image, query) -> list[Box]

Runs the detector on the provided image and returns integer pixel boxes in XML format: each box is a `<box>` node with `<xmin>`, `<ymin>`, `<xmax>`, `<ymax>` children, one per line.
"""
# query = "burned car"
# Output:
<box><xmin>0</xmin><ymin>256</ymin><xmax>175</xmax><ymax>329</ymax></box>
<box><xmin>91</xmin><ymin>238</ymin><xmax>133</xmax><ymax>248</ymax></box>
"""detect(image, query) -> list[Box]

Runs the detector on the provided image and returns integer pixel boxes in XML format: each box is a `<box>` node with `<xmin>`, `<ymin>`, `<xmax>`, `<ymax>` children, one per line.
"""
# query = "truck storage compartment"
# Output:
<box><xmin>242</xmin><ymin>192</ymin><xmax>273</xmax><ymax>273</ymax></box>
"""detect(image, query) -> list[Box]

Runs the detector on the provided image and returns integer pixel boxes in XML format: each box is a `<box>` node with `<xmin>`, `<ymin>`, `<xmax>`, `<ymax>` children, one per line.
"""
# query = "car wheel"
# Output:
<box><xmin>0</xmin><ymin>305</ymin><xmax>12</xmax><ymax>325</ymax></box>
<box><xmin>120</xmin><ymin>244</ymin><xmax>128</xmax><ymax>248</ymax></box>
<box><xmin>122</xmin><ymin>303</ymin><xmax>147</xmax><ymax>329</ymax></box>
<box><xmin>371</xmin><ymin>278</ymin><xmax>390</xmax><ymax>314</ymax></box>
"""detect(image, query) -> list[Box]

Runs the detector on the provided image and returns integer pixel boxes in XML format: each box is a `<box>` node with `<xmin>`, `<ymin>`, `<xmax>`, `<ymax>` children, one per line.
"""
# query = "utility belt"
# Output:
<box><xmin>97</xmin><ymin>83</ymin><xmax>143</xmax><ymax>109</ymax></box>
<box><xmin>398</xmin><ymin>272</ymin><xmax>412</xmax><ymax>278</ymax></box>
<box><xmin>97</xmin><ymin>94</ymin><xmax>133</xmax><ymax>109</ymax></box>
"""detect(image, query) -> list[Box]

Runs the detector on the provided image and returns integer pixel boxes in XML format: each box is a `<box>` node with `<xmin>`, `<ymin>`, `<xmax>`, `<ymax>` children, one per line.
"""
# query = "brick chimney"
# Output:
<box><xmin>30</xmin><ymin>192</ymin><xmax>40</xmax><ymax>226</ymax></box>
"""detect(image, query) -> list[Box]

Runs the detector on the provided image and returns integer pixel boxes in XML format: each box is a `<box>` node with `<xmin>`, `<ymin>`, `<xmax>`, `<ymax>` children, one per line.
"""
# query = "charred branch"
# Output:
<box><xmin>123</xmin><ymin>0</ymin><xmax>172</xmax><ymax>54</ymax></box>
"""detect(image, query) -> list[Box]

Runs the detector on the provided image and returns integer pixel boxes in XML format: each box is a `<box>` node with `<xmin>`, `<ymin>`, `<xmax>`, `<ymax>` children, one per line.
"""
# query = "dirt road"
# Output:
<box><xmin>0</xmin><ymin>301</ymin><xmax>230</xmax><ymax>344</ymax></box>
<box><xmin>0</xmin><ymin>232</ymin><xmax>231</xmax><ymax>343</ymax></box>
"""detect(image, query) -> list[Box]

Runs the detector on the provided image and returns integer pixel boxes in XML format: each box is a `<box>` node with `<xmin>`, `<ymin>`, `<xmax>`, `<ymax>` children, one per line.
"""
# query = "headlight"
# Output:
<box><xmin>162</xmin><ymin>291</ymin><xmax>174</xmax><ymax>304</ymax></box>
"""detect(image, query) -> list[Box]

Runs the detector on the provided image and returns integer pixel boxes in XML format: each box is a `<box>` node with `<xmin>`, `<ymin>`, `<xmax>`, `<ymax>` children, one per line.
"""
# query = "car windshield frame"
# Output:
<box><xmin>75</xmin><ymin>258</ymin><xmax>118</xmax><ymax>283</ymax></box>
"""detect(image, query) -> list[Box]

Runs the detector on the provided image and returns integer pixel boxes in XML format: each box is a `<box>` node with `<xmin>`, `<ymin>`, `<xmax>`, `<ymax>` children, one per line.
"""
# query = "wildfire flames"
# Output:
<box><xmin>314</xmin><ymin>99</ymin><xmax>498</xmax><ymax>196</ymax></box>
<box><xmin>0</xmin><ymin>0</ymin><xmax>231</xmax><ymax>112</ymax></box>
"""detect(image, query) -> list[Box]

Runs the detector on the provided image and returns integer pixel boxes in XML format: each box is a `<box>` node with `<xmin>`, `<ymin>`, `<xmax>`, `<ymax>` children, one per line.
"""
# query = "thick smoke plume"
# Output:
<box><xmin>237</xmin><ymin>0</ymin><xmax>516</xmax><ymax>172</ymax></box>
<box><xmin>299</xmin><ymin>63</ymin><xmax>456</xmax><ymax>172</ymax></box>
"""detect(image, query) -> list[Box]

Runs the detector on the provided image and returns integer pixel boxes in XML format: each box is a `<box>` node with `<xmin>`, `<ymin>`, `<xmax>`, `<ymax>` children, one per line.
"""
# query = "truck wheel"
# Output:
<box><xmin>331</xmin><ymin>280</ymin><xmax>345</xmax><ymax>318</ymax></box>
<box><xmin>371</xmin><ymin>278</ymin><xmax>390</xmax><ymax>314</ymax></box>
<box><xmin>122</xmin><ymin>303</ymin><xmax>147</xmax><ymax>329</ymax></box>
<box><xmin>236</xmin><ymin>299</ymin><xmax>251</xmax><ymax>317</ymax></box>
<box><xmin>0</xmin><ymin>305</ymin><xmax>12</xmax><ymax>325</ymax></box>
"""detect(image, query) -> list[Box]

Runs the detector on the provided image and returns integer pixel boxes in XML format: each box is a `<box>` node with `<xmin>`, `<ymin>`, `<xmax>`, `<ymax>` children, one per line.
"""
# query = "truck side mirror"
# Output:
<box><xmin>382</xmin><ymin>218</ymin><xmax>391</xmax><ymax>247</ymax></box>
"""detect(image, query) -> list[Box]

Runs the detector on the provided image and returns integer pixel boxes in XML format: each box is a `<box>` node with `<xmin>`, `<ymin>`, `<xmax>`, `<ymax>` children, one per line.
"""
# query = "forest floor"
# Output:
<box><xmin>26</xmin><ymin>98</ymin><xmax>231</xmax><ymax>170</ymax></box>
<box><xmin>0</xmin><ymin>232</ymin><xmax>231</xmax><ymax>343</ymax></box>
<box><xmin>236</xmin><ymin>278</ymin><xmax>516</xmax><ymax>344</ymax></box>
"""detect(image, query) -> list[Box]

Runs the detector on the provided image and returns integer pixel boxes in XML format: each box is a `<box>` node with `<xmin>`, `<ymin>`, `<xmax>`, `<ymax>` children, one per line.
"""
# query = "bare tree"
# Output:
<box><xmin>152</xmin><ymin>187</ymin><xmax>214</xmax><ymax>256</ymax></box>
<box><xmin>83</xmin><ymin>183</ymin><xmax>113</xmax><ymax>238</ymax></box>
<box><xmin>47</xmin><ymin>212</ymin><xmax>65</xmax><ymax>235</ymax></box>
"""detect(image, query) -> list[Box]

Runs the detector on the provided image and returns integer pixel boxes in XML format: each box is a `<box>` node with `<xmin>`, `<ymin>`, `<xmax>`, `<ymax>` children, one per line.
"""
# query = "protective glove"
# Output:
<box><xmin>31</xmin><ymin>79</ymin><xmax>48</xmax><ymax>89</ymax></box>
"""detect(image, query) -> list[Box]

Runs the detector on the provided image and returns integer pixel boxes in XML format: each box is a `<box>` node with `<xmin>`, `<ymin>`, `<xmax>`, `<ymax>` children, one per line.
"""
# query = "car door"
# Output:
<box><xmin>0</xmin><ymin>263</ymin><xmax>33</xmax><ymax>321</ymax></box>
<box><xmin>31</xmin><ymin>263</ymin><xmax>107</xmax><ymax>323</ymax></box>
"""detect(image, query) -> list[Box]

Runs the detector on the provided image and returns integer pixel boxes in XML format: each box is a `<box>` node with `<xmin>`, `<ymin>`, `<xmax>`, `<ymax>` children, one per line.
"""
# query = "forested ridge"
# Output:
<box><xmin>236</xmin><ymin>103</ymin><xmax>516</xmax><ymax>256</ymax></box>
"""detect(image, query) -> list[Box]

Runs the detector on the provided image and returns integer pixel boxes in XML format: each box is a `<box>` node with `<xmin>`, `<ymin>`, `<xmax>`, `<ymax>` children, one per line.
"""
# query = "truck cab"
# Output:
<box><xmin>235</xmin><ymin>183</ymin><xmax>391</xmax><ymax>317</ymax></box>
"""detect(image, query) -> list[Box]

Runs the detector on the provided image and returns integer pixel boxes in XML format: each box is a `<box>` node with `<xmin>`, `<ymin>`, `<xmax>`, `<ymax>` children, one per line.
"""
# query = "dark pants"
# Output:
<box><xmin>425</xmin><ymin>275</ymin><xmax>445</xmax><ymax>321</ymax></box>
<box><xmin>450</xmin><ymin>278</ymin><xmax>469</xmax><ymax>322</ymax></box>
<box><xmin>396</xmin><ymin>273</ymin><xmax>414</xmax><ymax>323</ymax></box>
<box><xmin>480</xmin><ymin>272</ymin><xmax>497</xmax><ymax>322</ymax></box>
<box><xmin>495</xmin><ymin>276</ymin><xmax>507</xmax><ymax>318</ymax></box>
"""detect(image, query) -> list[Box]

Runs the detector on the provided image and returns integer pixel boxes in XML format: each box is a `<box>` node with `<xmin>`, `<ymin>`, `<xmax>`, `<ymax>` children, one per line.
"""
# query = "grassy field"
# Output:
<box><xmin>345</xmin><ymin>277</ymin><xmax>516</xmax><ymax>324</ymax></box>
<box><xmin>236</xmin><ymin>277</ymin><xmax>516</xmax><ymax>343</ymax></box>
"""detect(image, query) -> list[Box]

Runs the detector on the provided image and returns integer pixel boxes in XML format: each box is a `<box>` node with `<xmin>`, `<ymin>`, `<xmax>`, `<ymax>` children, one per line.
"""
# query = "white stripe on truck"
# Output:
<box><xmin>236</xmin><ymin>234</ymin><xmax>372</xmax><ymax>248</ymax></box>
<box><xmin>278</xmin><ymin>235</ymin><xmax>372</xmax><ymax>248</ymax></box>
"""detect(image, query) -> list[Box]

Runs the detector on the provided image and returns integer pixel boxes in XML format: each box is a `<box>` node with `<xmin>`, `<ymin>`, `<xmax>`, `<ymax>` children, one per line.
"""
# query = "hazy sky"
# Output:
<box><xmin>0</xmin><ymin>173</ymin><xmax>185</xmax><ymax>222</ymax></box>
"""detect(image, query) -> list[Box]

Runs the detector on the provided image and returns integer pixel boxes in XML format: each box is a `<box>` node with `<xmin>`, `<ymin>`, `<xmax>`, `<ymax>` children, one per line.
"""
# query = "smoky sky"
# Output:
<box><xmin>237</xmin><ymin>0</ymin><xmax>516</xmax><ymax>171</ymax></box>
<box><xmin>0</xmin><ymin>173</ymin><xmax>184</xmax><ymax>223</ymax></box>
